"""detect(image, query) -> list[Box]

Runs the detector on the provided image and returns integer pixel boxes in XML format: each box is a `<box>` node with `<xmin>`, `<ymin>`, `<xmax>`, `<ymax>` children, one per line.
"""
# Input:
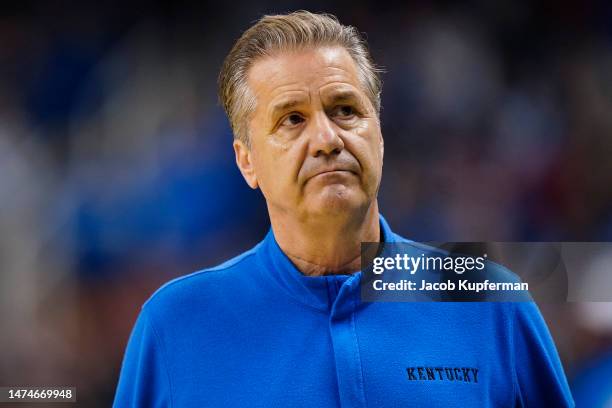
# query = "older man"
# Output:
<box><xmin>114</xmin><ymin>11</ymin><xmax>573</xmax><ymax>407</ymax></box>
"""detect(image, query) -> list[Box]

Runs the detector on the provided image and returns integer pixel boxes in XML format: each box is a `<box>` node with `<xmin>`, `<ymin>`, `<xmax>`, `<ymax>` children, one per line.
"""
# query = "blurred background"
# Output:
<box><xmin>1</xmin><ymin>0</ymin><xmax>612</xmax><ymax>406</ymax></box>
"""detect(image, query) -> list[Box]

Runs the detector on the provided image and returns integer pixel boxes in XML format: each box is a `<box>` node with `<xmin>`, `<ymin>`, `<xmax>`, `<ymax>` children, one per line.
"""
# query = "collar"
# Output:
<box><xmin>256</xmin><ymin>214</ymin><xmax>399</xmax><ymax>313</ymax></box>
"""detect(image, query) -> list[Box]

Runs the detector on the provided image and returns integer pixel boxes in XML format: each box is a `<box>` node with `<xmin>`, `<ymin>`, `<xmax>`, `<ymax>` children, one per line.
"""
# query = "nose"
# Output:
<box><xmin>308</xmin><ymin>112</ymin><xmax>344</xmax><ymax>157</ymax></box>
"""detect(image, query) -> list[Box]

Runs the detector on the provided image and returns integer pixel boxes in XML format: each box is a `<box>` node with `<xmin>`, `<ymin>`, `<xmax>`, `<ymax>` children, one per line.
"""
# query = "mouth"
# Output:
<box><xmin>308</xmin><ymin>169</ymin><xmax>357</xmax><ymax>182</ymax></box>
<box><xmin>315</xmin><ymin>169</ymin><xmax>354</xmax><ymax>176</ymax></box>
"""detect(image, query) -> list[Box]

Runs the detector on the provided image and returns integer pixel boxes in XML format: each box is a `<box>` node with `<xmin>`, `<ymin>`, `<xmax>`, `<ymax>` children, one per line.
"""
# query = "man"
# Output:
<box><xmin>114</xmin><ymin>11</ymin><xmax>574</xmax><ymax>407</ymax></box>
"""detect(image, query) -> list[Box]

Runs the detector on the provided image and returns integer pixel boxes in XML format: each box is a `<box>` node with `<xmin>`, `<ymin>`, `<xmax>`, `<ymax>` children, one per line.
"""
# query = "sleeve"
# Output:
<box><xmin>511</xmin><ymin>301</ymin><xmax>574</xmax><ymax>407</ymax></box>
<box><xmin>113</xmin><ymin>306</ymin><xmax>173</xmax><ymax>408</ymax></box>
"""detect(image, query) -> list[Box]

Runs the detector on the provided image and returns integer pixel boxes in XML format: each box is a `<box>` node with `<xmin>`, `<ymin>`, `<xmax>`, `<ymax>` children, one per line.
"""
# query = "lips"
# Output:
<box><xmin>300</xmin><ymin>156</ymin><xmax>361</xmax><ymax>184</ymax></box>
<box><xmin>306</xmin><ymin>166</ymin><xmax>359</xmax><ymax>183</ymax></box>
<box><xmin>313</xmin><ymin>169</ymin><xmax>354</xmax><ymax>177</ymax></box>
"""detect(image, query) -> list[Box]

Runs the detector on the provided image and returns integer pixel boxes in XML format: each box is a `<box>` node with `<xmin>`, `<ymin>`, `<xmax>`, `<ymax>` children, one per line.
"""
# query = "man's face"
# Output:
<box><xmin>234</xmin><ymin>46</ymin><xmax>383</xmax><ymax>220</ymax></box>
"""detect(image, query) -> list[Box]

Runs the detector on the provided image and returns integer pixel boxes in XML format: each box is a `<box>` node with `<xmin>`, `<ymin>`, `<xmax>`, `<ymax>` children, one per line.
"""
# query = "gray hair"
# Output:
<box><xmin>218</xmin><ymin>10</ymin><xmax>383</xmax><ymax>146</ymax></box>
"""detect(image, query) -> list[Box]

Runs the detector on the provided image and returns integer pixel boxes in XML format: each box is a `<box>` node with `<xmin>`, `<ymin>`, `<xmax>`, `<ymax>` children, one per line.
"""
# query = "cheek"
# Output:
<box><xmin>248</xmin><ymin>143</ymin><xmax>275</xmax><ymax>192</ymax></box>
<box><xmin>352</xmin><ymin>121</ymin><xmax>383</xmax><ymax>170</ymax></box>
<box><xmin>252</xmin><ymin>139</ymin><xmax>306</xmax><ymax>194</ymax></box>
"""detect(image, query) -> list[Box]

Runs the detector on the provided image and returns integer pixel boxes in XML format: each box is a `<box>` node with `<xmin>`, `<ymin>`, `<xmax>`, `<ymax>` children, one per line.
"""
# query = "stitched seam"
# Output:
<box><xmin>145</xmin><ymin>307</ymin><xmax>174</xmax><ymax>408</ymax></box>
<box><xmin>271</xmin><ymin>284</ymin><xmax>330</xmax><ymax>314</ymax></box>
<box><xmin>352</xmin><ymin>295</ymin><xmax>367</xmax><ymax>407</ymax></box>
<box><xmin>510</xmin><ymin>303</ymin><xmax>519</xmax><ymax>406</ymax></box>
<box><xmin>144</xmin><ymin>252</ymin><xmax>258</xmax><ymax>308</ymax></box>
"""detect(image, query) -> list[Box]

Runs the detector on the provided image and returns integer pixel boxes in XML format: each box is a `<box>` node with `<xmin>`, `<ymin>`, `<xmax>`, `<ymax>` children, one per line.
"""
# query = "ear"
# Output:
<box><xmin>233</xmin><ymin>139</ymin><xmax>259</xmax><ymax>189</ymax></box>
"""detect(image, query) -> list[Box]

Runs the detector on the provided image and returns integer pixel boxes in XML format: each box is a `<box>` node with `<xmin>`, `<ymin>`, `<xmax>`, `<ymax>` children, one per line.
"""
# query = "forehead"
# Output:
<box><xmin>246</xmin><ymin>46</ymin><xmax>364</xmax><ymax>105</ymax></box>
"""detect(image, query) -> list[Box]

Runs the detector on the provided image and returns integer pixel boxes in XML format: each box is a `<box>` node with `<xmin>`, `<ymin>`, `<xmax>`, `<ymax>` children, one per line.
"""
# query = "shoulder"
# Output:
<box><xmin>142</xmin><ymin>243</ymin><xmax>262</xmax><ymax>317</ymax></box>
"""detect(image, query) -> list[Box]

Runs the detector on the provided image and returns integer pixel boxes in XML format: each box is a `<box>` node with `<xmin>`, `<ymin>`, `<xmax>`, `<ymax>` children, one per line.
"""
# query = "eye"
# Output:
<box><xmin>332</xmin><ymin>105</ymin><xmax>356</xmax><ymax>119</ymax></box>
<box><xmin>280</xmin><ymin>113</ymin><xmax>305</xmax><ymax>128</ymax></box>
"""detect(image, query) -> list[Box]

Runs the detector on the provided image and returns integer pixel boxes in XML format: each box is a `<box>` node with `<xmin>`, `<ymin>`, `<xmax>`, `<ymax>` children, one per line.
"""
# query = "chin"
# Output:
<box><xmin>309</xmin><ymin>186</ymin><xmax>367</xmax><ymax>215</ymax></box>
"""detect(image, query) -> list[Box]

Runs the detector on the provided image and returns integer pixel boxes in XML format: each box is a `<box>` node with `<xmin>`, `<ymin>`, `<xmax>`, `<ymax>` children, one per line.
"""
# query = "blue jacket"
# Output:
<box><xmin>114</xmin><ymin>216</ymin><xmax>574</xmax><ymax>407</ymax></box>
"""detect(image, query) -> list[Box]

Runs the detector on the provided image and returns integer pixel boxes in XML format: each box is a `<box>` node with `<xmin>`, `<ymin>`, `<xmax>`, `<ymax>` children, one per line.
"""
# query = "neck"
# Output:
<box><xmin>269</xmin><ymin>202</ymin><xmax>380</xmax><ymax>276</ymax></box>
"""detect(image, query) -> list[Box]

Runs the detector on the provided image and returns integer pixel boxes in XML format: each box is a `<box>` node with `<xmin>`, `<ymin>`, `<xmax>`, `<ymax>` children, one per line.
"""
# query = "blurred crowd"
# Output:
<box><xmin>1</xmin><ymin>0</ymin><xmax>611</xmax><ymax>406</ymax></box>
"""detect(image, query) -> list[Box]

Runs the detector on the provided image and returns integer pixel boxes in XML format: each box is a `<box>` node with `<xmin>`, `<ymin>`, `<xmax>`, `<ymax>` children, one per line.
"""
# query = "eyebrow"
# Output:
<box><xmin>324</xmin><ymin>89</ymin><xmax>362</xmax><ymax>106</ymax></box>
<box><xmin>269</xmin><ymin>98</ymin><xmax>307</xmax><ymax>120</ymax></box>
<box><xmin>267</xmin><ymin>89</ymin><xmax>364</xmax><ymax>120</ymax></box>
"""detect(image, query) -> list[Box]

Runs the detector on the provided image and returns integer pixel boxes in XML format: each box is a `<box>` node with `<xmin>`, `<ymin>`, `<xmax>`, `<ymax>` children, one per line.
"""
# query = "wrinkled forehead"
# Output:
<box><xmin>246</xmin><ymin>46</ymin><xmax>366</xmax><ymax>107</ymax></box>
